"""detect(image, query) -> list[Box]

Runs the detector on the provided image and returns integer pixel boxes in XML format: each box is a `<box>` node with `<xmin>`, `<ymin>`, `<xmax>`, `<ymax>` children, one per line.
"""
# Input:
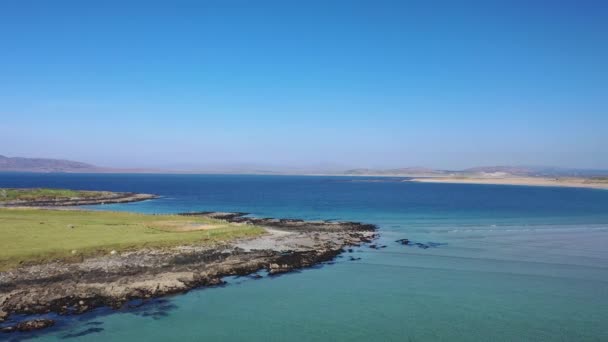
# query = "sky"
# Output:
<box><xmin>1</xmin><ymin>0</ymin><xmax>607</xmax><ymax>170</ymax></box>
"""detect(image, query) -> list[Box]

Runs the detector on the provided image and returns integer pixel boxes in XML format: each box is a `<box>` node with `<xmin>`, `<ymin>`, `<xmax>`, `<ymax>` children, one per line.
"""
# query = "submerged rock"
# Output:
<box><xmin>0</xmin><ymin>319</ymin><xmax>55</xmax><ymax>333</ymax></box>
<box><xmin>395</xmin><ymin>239</ymin><xmax>446</xmax><ymax>249</ymax></box>
<box><xmin>61</xmin><ymin>327</ymin><xmax>104</xmax><ymax>338</ymax></box>
<box><xmin>368</xmin><ymin>244</ymin><xmax>386</xmax><ymax>249</ymax></box>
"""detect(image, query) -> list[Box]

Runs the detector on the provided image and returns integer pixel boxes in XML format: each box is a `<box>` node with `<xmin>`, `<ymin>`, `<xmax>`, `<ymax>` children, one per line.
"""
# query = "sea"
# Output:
<box><xmin>1</xmin><ymin>173</ymin><xmax>607</xmax><ymax>341</ymax></box>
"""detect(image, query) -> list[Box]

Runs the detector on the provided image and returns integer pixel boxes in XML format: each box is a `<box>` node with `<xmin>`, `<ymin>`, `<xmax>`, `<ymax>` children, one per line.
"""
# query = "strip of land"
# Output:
<box><xmin>408</xmin><ymin>176</ymin><xmax>608</xmax><ymax>190</ymax></box>
<box><xmin>0</xmin><ymin>188</ymin><xmax>158</xmax><ymax>207</ymax></box>
<box><xmin>0</xmin><ymin>208</ymin><xmax>376</xmax><ymax>332</ymax></box>
<box><xmin>0</xmin><ymin>208</ymin><xmax>266</xmax><ymax>271</ymax></box>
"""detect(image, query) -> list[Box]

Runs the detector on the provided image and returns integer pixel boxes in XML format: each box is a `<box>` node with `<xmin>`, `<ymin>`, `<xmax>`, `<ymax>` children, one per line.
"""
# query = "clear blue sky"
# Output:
<box><xmin>1</xmin><ymin>0</ymin><xmax>607</xmax><ymax>170</ymax></box>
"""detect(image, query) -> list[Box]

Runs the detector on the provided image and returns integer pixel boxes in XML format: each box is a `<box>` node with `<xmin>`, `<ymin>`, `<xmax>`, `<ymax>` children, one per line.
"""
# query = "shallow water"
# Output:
<box><xmin>1</xmin><ymin>173</ymin><xmax>608</xmax><ymax>341</ymax></box>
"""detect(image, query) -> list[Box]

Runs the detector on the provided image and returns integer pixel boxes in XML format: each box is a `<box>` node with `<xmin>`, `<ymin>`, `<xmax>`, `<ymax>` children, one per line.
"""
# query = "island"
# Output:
<box><xmin>0</xmin><ymin>189</ymin><xmax>377</xmax><ymax>333</ymax></box>
<box><xmin>0</xmin><ymin>188</ymin><xmax>158</xmax><ymax>207</ymax></box>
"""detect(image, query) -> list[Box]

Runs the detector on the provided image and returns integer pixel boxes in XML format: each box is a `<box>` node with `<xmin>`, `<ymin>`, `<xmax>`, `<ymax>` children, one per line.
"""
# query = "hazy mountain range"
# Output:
<box><xmin>1</xmin><ymin>155</ymin><xmax>607</xmax><ymax>177</ymax></box>
<box><xmin>0</xmin><ymin>155</ymin><xmax>96</xmax><ymax>172</ymax></box>
<box><xmin>0</xmin><ymin>155</ymin><xmax>160</xmax><ymax>174</ymax></box>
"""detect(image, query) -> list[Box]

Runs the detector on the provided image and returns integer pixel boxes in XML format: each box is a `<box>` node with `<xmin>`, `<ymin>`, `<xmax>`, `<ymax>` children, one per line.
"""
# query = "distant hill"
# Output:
<box><xmin>2</xmin><ymin>155</ymin><xmax>607</xmax><ymax>177</ymax></box>
<box><xmin>344</xmin><ymin>167</ymin><xmax>448</xmax><ymax>176</ymax></box>
<box><xmin>462</xmin><ymin>166</ymin><xmax>608</xmax><ymax>177</ymax></box>
<box><xmin>463</xmin><ymin>166</ymin><xmax>535</xmax><ymax>175</ymax></box>
<box><xmin>342</xmin><ymin>165</ymin><xmax>608</xmax><ymax>178</ymax></box>
<box><xmin>0</xmin><ymin>155</ymin><xmax>99</xmax><ymax>173</ymax></box>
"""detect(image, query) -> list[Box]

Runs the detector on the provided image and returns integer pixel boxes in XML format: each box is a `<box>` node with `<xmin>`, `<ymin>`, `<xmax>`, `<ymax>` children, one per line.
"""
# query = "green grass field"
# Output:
<box><xmin>0</xmin><ymin>188</ymin><xmax>114</xmax><ymax>202</ymax></box>
<box><xmin>0</xmin><ymin>208</ymin><xmax>265</xmax><ymax>271</ymax></box>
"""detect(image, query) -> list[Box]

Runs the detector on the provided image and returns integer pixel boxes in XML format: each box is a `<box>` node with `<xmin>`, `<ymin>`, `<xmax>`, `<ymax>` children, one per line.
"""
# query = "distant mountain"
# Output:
<box><xmin>344</xmin><ymin>167</ymin><xmax>448</xmax><ymax>176</ymax></box>
<box><xmin>0</xmin><ymin>155</ymin><xmax>99</xmax><ymax>172</ymax></box>
<box><xmin>2</xmin><ymin>155</ymin><xmax>607</xmax><ymax>177</ymax></box>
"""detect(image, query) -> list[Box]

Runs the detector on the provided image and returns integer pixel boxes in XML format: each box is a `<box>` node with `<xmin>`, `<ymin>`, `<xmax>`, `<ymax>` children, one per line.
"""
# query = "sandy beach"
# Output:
<box><xmin>408</xmin><ymin>177</ymin><xmax>608</xmax><ymax>190</ymax></box>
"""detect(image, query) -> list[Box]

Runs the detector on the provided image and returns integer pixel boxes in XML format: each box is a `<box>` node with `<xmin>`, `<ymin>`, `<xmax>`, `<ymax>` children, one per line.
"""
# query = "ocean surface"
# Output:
<box><xmin>1</xmin><ymin>173</ymin><xmax>608</xmax><ymax>341</ymax></box>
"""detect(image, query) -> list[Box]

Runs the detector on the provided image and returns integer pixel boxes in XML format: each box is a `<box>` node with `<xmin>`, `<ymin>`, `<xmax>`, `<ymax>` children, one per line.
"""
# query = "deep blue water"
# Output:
<box><xmin>1</xmin><ymin>173</ymin><xmax>608</xmax><ymax>341</ymax></box>
<box><xmin>3</xmin><ymin>172</ymin><xmax>608</xmax><ymax>221</ymax></box>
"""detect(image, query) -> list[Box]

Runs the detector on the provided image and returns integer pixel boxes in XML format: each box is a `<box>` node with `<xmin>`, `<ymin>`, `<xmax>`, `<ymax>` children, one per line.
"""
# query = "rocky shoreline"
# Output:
<box><xmin>0</xmin><ymin>192</ymin><xmax>158</xmax><ymax>207</ymax></box>
<box><xmin>0</xmin><ymin>212</ymin><xmax>377</xmax><ymax>333</ymax></box>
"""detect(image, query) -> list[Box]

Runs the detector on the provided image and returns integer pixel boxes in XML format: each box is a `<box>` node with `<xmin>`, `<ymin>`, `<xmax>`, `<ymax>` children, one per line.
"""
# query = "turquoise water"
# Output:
<box><xmin>1</xmin><ymin>174</ymin><xmax>608</xmax><ymax>341</ymax></box>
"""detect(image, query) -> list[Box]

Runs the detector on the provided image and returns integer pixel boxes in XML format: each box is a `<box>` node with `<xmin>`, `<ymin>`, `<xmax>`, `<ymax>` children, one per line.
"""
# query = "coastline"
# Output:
<box><xmin>3</xmin><ymin>171</ymin><xmax>608</xmax><ymax>190</ymax></box>
<box><xmin>407</xmin><ymin>177</ymin><xmax>608</xmax><ymax>190</ymax></box>
<box><xmin>0</xmin><ymin>192</ymin><xmax>159</xmax><ymax>207</ymax></box>
<box><xmin>0</xmin><ymin>212</ymin><xmax>377</xmax><ymax>332</ymax></box>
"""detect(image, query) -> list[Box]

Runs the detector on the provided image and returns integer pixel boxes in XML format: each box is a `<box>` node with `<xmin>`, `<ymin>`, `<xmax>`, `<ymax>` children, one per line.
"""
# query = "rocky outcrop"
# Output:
<box><xmin>178</xmin><ymin>212</ymin><xmax>377</xmax><ymax>232</ymax></box>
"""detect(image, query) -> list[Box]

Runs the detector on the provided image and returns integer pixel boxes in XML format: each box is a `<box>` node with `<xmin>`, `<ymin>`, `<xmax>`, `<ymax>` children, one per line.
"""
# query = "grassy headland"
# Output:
<box><xmin>0</xmin><ymin>208</ymin><xmax>265</xmax><ymax>271</ymax></box>
<box><xmin>0</xmin><ymin>188</ymin><xmax>158</xmax><ymax>206</ymax></box>
<box><xmin>0</xmin><ymin>188</ymin><xmax>112</xmax><ymax>202</ymax></box>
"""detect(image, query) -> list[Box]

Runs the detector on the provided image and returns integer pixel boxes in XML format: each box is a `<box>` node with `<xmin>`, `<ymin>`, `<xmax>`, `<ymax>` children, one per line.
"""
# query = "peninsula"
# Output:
<box><xmin>0</xmin><ymin>188</ymin><xmax>158</xmax><ymax>207</ymax></box>
<box><xmin>0</xmin><ymin>191</ymin><xmax>377</xmax><ymax>333</ymax></box>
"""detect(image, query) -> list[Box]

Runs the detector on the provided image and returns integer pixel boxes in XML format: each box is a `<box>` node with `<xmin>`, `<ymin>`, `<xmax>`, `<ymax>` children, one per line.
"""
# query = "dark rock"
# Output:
<box><xmin>1</xmin><ymin>319</ymin><xmax>55</xmax><ymax>333</ymax></box>
<box><xmin>177</xmin><ymin>212</ymin><xmax>377</xmax><ymax>233</ymax></box>
<box><xmin>267</xmin><ymin>249</ymin><xmax>342</xmax><ymax>275</ymax></box>
<box><xmin>395</xmin><ymin>239</ymin><xmax>445</xmax><ymax>249</ymax></box>
<box><xmin>19</xmin><ymin>319</ymin><xmax>55</xmax><ymax>331</ymax></box>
